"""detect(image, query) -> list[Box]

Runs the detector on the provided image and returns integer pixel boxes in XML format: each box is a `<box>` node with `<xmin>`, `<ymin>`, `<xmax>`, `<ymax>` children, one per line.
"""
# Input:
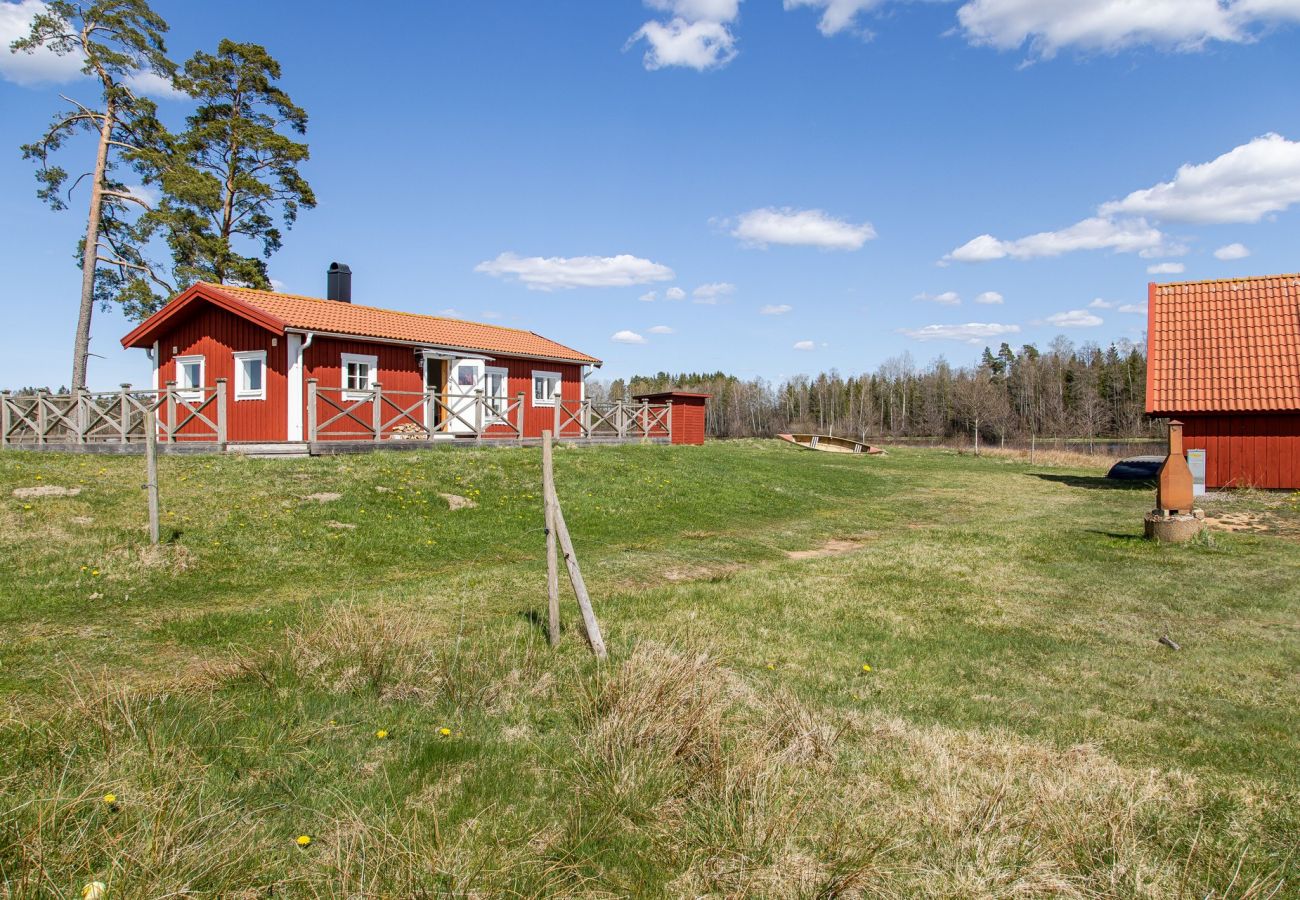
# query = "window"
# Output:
<box><xmin>233</xmin><ymin>350</ymin><xmax>266</xmax><ymax>400</ymax></box>
<box><xmin>175</xmin><ymin>355</ymin><xmax>204</xmax><ymax>401</ymax></box>
<box><xmin>341</xmin><ymin>353</ymin><xmax>378</xmax><ymax>399</ymax></box>
<box><xmin>485</xmin><ymin>366</ymin><xmax>509</xmax><ymax>417</ymax></box>
<box><xmin>532</xmin><ymin>370</ymin><xmax>561</xmax><ymax>406</ymax></box>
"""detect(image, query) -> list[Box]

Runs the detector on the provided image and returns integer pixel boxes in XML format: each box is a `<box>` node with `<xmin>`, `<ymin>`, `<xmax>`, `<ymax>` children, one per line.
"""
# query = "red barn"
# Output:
<box><xmin>120</xmin><ymin>266</ymin><xmax>606</xmax><ymax>445</ymax></box>
<box><xmin>1146</xmin><ymin>274</ymin><xmax>1300</xmax><ymax>489</ymax></box>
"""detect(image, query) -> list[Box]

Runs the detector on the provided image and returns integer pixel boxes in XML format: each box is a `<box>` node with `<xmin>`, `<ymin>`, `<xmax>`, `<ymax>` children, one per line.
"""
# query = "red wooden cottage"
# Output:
<box><xmin>120</xmin><ymin>265</ymin><xmax>608</xmax><ymax>445</ymax></box>
<box><xmin>1146</xmin><ymin>273</ymin><xmax>1300</xmax><ymax>489</ymax></box>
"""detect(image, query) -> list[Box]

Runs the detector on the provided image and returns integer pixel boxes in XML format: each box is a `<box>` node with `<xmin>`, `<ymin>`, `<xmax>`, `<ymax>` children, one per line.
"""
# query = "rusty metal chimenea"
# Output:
<box><xmin>1144</xmin><ymin>419</ymin><xmax>1204</xmax><ymax>542</ymax></box>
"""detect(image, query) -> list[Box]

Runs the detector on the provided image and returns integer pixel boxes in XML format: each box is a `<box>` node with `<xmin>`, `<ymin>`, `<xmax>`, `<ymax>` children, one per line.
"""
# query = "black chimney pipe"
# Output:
<box><xmin>327</xmin><ymin>262</ymin><xmax>352</xmax><ymax>303</ymax></box>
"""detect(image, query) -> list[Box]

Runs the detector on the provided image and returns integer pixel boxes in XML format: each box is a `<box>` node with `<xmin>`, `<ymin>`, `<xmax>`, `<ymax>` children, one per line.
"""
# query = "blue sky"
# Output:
<box><xmin>2</xmin><ymin>0</ymin><xmax>1299</xmax><ymax>390</ymax></box>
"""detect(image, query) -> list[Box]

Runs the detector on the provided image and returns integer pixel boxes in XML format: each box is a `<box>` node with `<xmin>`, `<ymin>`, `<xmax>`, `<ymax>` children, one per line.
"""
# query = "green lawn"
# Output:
<box><xmin>2</xmin><ymin>442</ymin><xmax>1297</xmax><ymax>897</ymax></box>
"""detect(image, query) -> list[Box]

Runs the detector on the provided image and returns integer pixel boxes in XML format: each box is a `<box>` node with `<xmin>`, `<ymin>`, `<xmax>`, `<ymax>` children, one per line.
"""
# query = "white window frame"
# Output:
<box><xmin>532</xmin><ymin>370</ymin><xmax>561</xmax><ymax>407</ymax></box>
<box><xmin>341</xmin><ymin>352</ymin><xmax>378</xmax><ymax>400</ymax></box>
<box><xmin>233</xmin><ymin>350</ymin><xmax>267</xmax><ymax>401</ymax></box>
<box><xmin>484</xmin><ymin>365</ymin><xmax>509</xmax><ymax>419</ymax></box>
<box><xmin>174</xmin><ymin>354</ymin><xmax>205</xmax><ymax>402</ymax></box>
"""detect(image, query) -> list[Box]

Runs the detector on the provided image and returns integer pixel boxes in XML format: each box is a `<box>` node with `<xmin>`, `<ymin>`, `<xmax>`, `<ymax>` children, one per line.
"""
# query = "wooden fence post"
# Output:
<box><xmin>1030</xmin><ymin>433</ymin><xmax>1035</xmax><ymax>465</ymax></box>
<box><xmin>542</xmin><ymin>430</ymin><xmax>561</xmax><ymax>646</ymax></box>
<box><xmin>553</xmin><ymin>391</ymin><xmax>562</xmax><ymax>439</ymax></box>
<box><xmin>639</xmin><ymin>399</ymin><xmax>649</xmax><ymax>438</ymax></box>
<box><xmin>215</xmin><ymin>378</ymin><xmax>228</xmax><ymax>444</ymax></box>
<box><xmin>372</xmin><ymin>383</ymin><xmax>383</xmax><ymax>441</ymax></box>
<box><xmin>474</xmin><ymin>389</ymin><xmax>484</xmax><ymax>438</ymax></box>
<box><xmin>144</xmin><ymin>407</ymin><xmax>160</xmax><ymax>545</ymax></box>
<box><xmin>516</xmin><ymin>391</ymin><xmax>525</xmax><ymax>438</ymax></box>
<box><xmin>306</xmin><ymin>379</ymin><xmax>318</xmax><ymax>442</ymax></box>
<box><xmin>541</xmin><ymin>434</ymin><xmax>606</xmax><ymax>659</ymax></box>
<box><xmin>118</xmin><ymin>384</ymin><xmax>131</xmax><ymax>443</ymax></box>
<box><xmin>36</xmin><ymin>391</ymin><xmax>47</xmax><ymax>446</ymax></box>
<box><xmin>581</xmin><ymin>398</ymin><xmax>591</xmax><ymax>438</ymax></box>
<box><xmin>74</xmin><ymin>389</ymin><xmax>87</xmax><ymax>443</ymax></box>
<box><xmin>0</xmin><ymin>391</ymin><xmax>10</xmax><ymax>448</ymax></box>
<box><xmin>665</xmin><ymin>399</ymin><xmax>673</xmax><ymax>443</ymax></box>
<box><xmin>165</xmin><ymin>381</ymin><xmax>177</xmax><ymax>443</ymax></box>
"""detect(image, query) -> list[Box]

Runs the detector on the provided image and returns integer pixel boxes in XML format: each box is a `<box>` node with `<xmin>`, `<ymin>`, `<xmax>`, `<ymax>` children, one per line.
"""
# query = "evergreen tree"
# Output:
<box><xmin>149</xmin><ymin>39</ymin><xmax>314</xmax><ymax>289</ymax></box>
<box><xmin>13</xmin><ymin>0</ymin><xmax>175</xmax><ymax>389</ymax></box>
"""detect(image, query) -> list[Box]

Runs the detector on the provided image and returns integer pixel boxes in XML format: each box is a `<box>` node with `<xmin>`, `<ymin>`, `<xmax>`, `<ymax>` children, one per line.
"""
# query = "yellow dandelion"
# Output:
<box><xmin>375</xmin><ymin>729</ymin><xmax>389</xmax><ymax>740</ymax></box>
<box><xmin>766</xmin><ymin>663</ymin><xmax>776</xmax><ymax>670</ymax></box>
<box><xmin>438</xmin><ymin>727</ymin><xmax>452</xmax><ymax>737</ymax></box>
<box><xmin>861</xmin><ymin>664</ymin><xmax>872</xmax><ymax>672</ymax></box>
<box><xmin>91</xmin><ymin>569</ymin><xmax>100</xmax><ymax>577</ymax></box>
<box><xmin>296</xmin><ymin>834</ymin><xmax>312</xmax><ymax>847</ymax></box>
<box><xmin>102</xmin><ymin>793</ymin><xmax>116</xmax><ymax>805</ymax></box>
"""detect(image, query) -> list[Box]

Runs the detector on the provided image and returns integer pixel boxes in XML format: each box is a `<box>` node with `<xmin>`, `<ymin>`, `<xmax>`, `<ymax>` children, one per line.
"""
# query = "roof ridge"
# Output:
<box><xmin>198</xmin><ymin>281</ymin><xmax>545</xmax><ymax>338</ymax></box>
<box><xmin>1152</xmin><ymin>272</ymin><xmax>1300</xmax><ymax>288</ymax></box>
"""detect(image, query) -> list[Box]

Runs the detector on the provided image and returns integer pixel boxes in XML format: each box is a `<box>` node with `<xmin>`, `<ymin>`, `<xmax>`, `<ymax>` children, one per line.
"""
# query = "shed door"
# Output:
<box><xmin>447</xmin><ymin>359</ymin><xmax>483</xmax><ymax>434</ymax></box>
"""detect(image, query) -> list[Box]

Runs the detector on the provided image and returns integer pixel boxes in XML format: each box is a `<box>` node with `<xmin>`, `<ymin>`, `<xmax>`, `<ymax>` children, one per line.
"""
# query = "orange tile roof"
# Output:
<box><xmin>1146</xmin><ymin>274</ymin><xmax>1300</xmax><ymax>414</ymax></box>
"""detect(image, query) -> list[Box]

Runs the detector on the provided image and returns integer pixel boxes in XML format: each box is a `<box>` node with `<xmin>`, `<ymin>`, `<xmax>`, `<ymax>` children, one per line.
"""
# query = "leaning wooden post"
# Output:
<box><xmin>143</xmin><ymin>407</ymin><xmax>160</xmax><ymax>545</ymax></box>
<box><xmin>549</xmin><ymin>481</ymin><xmax>607</xmax><ymax>660</ymax></box>
<box><xmin>542</xmin><ymin>430</ymin><xmax>561</xmax><ymax>646</ymax></box>
<box><xmin>215</xmin><ymin>378</ymin><xmax>228</xmax><ymax>444</ymax></box>
<box><xmin>0</xmin><ymin>390</ymin><xmax>10</xmax><ymax>449</ymax></box>
<box><xmin>372</xmin><ymin>382</ymin><xmax>383</xmax><ymax>441</ymax></box>
<box><xmin>306</xmin><ymin>379</ymin><xmax>318</xmax><ymax>441</ymax></box>
<box><xmin>164</xmin><ymin>381</ymin><xmax>177</xmax><ymax>443</ymax></box>
<box><xmin>552</xmin><ymin>390</ymin><xmax>562</xmax><ymax>439</ymax></box>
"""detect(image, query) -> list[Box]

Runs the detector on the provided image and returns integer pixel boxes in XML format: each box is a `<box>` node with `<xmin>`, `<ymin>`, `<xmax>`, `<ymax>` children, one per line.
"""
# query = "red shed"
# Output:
<box><xmin>121</xmin><ymin>269</ymin><xmax>603</xmax><ymax>444</ymax></box>
<box><xmin>1146</xmin><ymin>274</ymin><xmax>1300</xmax><ymax>489</ymax></box>
<box><xmin>631</xmin><ymin>391</ymin><xmax>710</xmax><ymax>445</ymax></box>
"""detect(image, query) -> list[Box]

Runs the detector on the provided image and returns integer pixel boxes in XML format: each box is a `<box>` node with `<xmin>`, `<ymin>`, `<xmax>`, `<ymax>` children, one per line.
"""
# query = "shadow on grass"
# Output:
<box><xmin>1031</xmin><ymin>473</ymin><xmax>1153</xmax><ymax>491</ymax></box>
<box><xmin>1085</xmin><ymin>529</ymin><xmax>1146</xmax><ymax>542</ymax></box>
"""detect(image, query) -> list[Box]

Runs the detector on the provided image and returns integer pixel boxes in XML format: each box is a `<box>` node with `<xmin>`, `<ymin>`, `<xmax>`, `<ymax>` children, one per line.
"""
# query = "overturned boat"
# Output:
<box><xmin>777</xmin><ymin>433</ymin><xmax>886</xmax><ymax>455</ymax></box>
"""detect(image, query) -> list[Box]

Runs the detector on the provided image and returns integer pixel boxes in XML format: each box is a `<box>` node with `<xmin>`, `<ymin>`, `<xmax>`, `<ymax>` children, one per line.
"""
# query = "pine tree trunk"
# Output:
<box><xmin>71</xmin><ymin>101</ymin><xmax>115</xmax><ymax>391</ymax></box>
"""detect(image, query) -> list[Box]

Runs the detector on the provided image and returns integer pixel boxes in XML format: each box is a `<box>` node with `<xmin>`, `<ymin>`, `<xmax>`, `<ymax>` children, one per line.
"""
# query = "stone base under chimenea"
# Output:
<box><xmin>1144</xmin><ymin>509</ymin><xmax>1205</xmax><ymax>543</ymax></box>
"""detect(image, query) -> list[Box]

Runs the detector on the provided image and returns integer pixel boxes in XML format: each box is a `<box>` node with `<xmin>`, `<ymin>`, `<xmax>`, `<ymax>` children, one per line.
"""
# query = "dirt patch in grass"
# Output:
<box><xmin>326</xmin><ymin>521</ymin><xmax>357</xmax><ymax>530</ymax></box>
<box><xmin>786</xmin><ymin>535</ymin><xmax>875</xmax><ymax>559</ymax></box>
<box><xmin>439</xmin><ymin>493</ymin><xmax>477</xmax><ymax>510</ymax></box>
<box><xmin>663</xmin><ymin>563</ymin><xmax>742</xmax><ymax>583</ymax></box>
<box><xmin>306</xmin><ymin>492</ymin><xmax>342</xmax><ymax>503</ymax></box>
<box><xmin>12</xmin><ymin>485</ymin><xmax>82</xmax><ymax>499</ymax></box>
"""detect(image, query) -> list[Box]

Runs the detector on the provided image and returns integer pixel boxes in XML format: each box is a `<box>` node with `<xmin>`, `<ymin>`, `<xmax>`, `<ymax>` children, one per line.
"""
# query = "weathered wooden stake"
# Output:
<box><xmin>144</xmin><ymin>407</ymin><xmax>160</xmax><ymax>545</ymax></box>
<box><xmin>541</xmin><ymin>429</ymin><xmax>606</xmax><ymax>659</ymax></box>
<box><xmin>542</xmin><ymin>430</ymin><xmax>561</xmax><ymax>646</ymax></box>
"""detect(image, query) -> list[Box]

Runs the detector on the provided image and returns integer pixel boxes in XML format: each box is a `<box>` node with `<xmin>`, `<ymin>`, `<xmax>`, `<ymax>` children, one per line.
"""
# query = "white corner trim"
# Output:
<box><xmin>287</xmin><ymin>333</ymin><xmax>303</xmax><ymax>440</ymax></box>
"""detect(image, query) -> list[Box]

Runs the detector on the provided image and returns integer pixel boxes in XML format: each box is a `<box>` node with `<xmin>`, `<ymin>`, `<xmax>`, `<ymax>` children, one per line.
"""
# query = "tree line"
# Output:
<box><xmin>594</xmin><ymin>336</ymin><xmax>1158</xmax><ymax>443</ymax></box>
<box><xmin>12</xmin><ymin>0</ymin><xmax>314</xmax><ymax>389</ymax></box>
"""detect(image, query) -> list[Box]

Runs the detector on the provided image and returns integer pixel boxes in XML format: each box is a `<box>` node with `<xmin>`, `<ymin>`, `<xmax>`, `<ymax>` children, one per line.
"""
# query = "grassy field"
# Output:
<box><xmin>1</xmin><ymin>441</ymin><xmax>1297</xmax><ymax>898</ymax></box>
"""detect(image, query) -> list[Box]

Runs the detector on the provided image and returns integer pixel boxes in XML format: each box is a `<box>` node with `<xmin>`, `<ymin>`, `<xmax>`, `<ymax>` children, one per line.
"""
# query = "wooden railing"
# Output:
<box><xmin>1</xmin><ymin>381</ymin><xmax>227</xmax><ymax>447</ymax></box>
<box><xmin>307</xmin><ymin>381</ymin><xmax>671</xmax><ymax>443</ymax></box>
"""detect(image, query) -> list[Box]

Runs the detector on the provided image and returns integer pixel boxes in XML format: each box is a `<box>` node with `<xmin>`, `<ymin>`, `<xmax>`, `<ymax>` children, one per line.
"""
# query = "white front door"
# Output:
<box><xmin>447</xmin><ymin>359</ymin><xmax>483</xmax><ymax>434</ymax></box>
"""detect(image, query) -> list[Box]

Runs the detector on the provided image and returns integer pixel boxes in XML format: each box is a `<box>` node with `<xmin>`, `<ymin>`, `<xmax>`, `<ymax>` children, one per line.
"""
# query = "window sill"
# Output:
<box><xmin>235</xmin><ymin>393</ymin><xmax>266</xmax><ymax>402</ymax></box>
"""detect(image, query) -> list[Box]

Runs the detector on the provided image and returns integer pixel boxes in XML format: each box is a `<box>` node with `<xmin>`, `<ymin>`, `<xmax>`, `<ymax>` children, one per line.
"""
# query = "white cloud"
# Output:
<box><xmin>1147</xmin><ymin>262</ymin><xmax>1185</xmax><ymax>274</ymax></box>
<box><xmin>1088</xmin><ymin>298</ymin><xmax>1113</xmax><ymax>308</ymax></box>
<box><xmin>119</xmin><ymin>183</ymin><xmax>158</xmax><ymax>208</ymax></box>
<box><xmin>955</xmin><ymin>0</ymin><xmax>1300</xmax><ymax>59</ymax></box>
<box><xmin>664</xmin><ymin>286</ymin><xmax>687</xmax><ymax>301</ymax></box>
<box><xmin>783</xmin><ymin>0</ymin><xmax>883</xmax><ymax>36</ymax></box>
<box><xmin>693</xmin><ymin>281</ymin><xmax>735</xmax><ymax>303</ymax></box>
<box><xmin>627</xmin><ymin>0</ymin><xmax>740</xmax><ymax>71</ymax></box>
<box><xmin>914</xmin><ymin>290</ymin><xmax>962</xmax><ymax>305</ymax></box>
<box><xmin>474</xmin><ymin>252</ymin><xmax>674</xmax><ymax>291</ymax></box>
<box><xmin>731</xmin><ymin>207</ymin><xmax>876</xmax><ymax>250</ymax></box>
<box><xmin>900</xmin><ymin>322</ymin><xmax>1022</xmax><ymax>344</ymax></box>
<box><xmin>975</xmin><ymin>291</ymin><xmax>1004</xmax><ymax>304</ymax></box>
<box><xmin>1</xmin><ymin>1</ymin><xmax>180</xmax><ymax>97</ymax></box>
<box><xmin>1100</xmin><ymin>134</ymin><xmax>1300</xmax><ymax>225</ymax></box>
<box><xmin>481</xmin><ymin>311</ymin><xmax>502</xmax><ymax>320</ymax></box>
<box><xmin>947</xmin><ymin>216</ymin><xmax>1168</xmax><ymax>262</ymax></box>
<box><xmin>760</xmin><ymin>303</ymin><xmax>792</xmax><ymax>315</ymax></box>
<box><xmin>436</xmin><ymin>307</ymin><xmax>461</xmax><ymax>317</ymax></box>
<box><xmin>1118</xmin><ymin>303</ymin><xmax>1147</xmax><ymax>314</ymax></box>
<box><xmin>793</xmin><ymin>339</ymin><xmax>816</xmax><ymax>351</ymax></box>
<box><xmin>647</xmin><ymin>324</ymin><xmax>675</xmax><ymax>334</ymax></box>
<box><xmin>1045</xmin><ymin>309</ymin><xmax>1103</xmax><ymax>327</ymax></box>
<box><xmin>612</xmin><ymin>329</ymin><xmax>648</xmax><ymax>345</ymax></box>
<box><xmin>638</xmin><ymin>291</ymin><xmax>658</xmax><ymax>302</ymax></box>
<box><xmin>1214</xmin><ymin>242</ymin><xmax>1252</xmax><ymax>259</ymax></box>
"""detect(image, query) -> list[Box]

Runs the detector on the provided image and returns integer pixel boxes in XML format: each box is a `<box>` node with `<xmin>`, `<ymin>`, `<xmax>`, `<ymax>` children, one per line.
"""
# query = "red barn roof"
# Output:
<box><xmin>1146</xmin><ymin>273</ymin><xmax>1300</xmax><ymax>415</ymax></box>
<box><xmin>121</xmin><ymin>282</ymin><xmax>602</xmax><ymax>365</ymax></box>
